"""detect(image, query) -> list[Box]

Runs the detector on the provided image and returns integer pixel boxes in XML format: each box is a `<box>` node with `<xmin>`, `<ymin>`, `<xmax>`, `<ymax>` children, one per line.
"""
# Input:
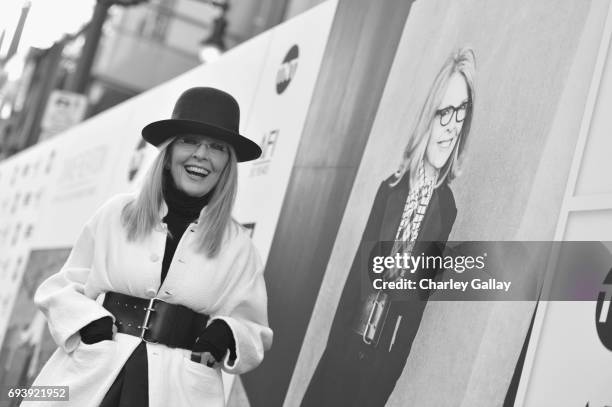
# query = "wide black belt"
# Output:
<box><xmin>102</xmin><ymin>291</ymin><xmax>209</xmax><ymax>350</ymax></box>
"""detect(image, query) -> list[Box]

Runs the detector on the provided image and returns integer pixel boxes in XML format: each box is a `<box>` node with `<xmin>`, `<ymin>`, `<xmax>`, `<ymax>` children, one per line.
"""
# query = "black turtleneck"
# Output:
<box><xmin>160</xmin><ymin>170</ymin><xmax>209</xmax><ymax>284</ymax></box>
<box><xmin>161</xmin><ymin>171</ymin><xmax>236</xmax><ymax>363</ymax></box>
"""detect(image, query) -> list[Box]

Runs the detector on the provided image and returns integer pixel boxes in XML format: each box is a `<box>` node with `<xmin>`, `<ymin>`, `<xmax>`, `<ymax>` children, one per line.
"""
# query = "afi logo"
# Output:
<box><xmin>596</xmin><ymin>267</ymin><xmax>612</xmax><ymax>351</ymax></box>
<box><xmin>249</xmin><ymin>129</ymin><xmax>279</xmax><ymax>177</ymax></box>
<box><xmin>259</xmin><ymin>129</ymin><xmax>279</xmax><ymax>161</ymax></box>
<box><xmin>276</xmin><ymin>45</ymin><xmax>299</xmax><ymax>94</ymax></box>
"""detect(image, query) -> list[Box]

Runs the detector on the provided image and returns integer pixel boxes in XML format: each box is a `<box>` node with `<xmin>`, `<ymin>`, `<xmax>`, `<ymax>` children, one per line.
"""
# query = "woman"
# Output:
<box><xmin>23</xmin><ymin>88</ymin><xmax>273</xmax><ymax>407</ymax></box>
<box><xmin>302</xmin><ymin>48</ymin><xmax>476</xmax><ymax>407</ymax></box>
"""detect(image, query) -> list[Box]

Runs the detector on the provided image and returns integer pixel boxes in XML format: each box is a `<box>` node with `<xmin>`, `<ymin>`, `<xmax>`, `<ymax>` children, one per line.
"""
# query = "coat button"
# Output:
<box><xmin>145</xmin><ymin>288</ymin><xmax>157</xmax><ymax>298</ymax></box>
<box><xmin>150</xmin><ymin>254</ymin><xmax>159</xmax><ymax>262</ymax></box>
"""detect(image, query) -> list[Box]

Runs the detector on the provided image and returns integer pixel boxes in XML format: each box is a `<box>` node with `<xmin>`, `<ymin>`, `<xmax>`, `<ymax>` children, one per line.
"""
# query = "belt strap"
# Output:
<box><xmin>103</xmin><ymin>291</ymin><xmax>209</xmax><ymax>349</ymax></box>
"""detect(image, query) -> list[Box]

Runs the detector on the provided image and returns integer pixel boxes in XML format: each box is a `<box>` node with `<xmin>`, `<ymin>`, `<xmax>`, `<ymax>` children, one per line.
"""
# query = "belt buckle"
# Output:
<box><xmin>139</xmin><ymin>298</ymin><xmax>158</xmax><ymax>343</ymax></box>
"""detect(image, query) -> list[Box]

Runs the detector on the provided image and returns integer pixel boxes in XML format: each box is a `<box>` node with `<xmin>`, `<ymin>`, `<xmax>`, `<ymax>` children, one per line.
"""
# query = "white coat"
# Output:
<box><xmin>22</xmin><ymin>193</ymin><xmax>273</xmax><ymax>407</ymax></box>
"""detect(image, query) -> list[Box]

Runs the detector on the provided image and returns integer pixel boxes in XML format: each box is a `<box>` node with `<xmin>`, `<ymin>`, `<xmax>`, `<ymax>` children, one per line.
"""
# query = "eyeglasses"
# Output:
<box><xmin>175</xmin><ymin>136</ymin><xmax>228</xmax><ymax>154</ymax></box>
<box><xmin>435</xmin><ymin>101</ymin><xmax>470</xmax><ymax>126</ymax></box>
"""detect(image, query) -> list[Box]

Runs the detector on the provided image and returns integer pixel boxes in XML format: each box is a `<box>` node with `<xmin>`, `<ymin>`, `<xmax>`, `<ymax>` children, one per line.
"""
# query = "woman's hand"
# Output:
<box><xmin>191</xmin><ymin>320</ymin><xmax>236</xmax><ymax>366</ymax></box>
<box><xmin>190</xmin><ymin>351</ymin><xmax>218</xmax><ymax>367</ymax></box>
<box><xmin>79</xmin><ymin>316</ymin><xmax>114</xmax><ymax>344</ymax></box>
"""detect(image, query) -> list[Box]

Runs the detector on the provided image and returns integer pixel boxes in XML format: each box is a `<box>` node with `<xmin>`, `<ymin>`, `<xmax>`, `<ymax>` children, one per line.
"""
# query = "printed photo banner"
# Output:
<box><xmin>285</xmin><ymin>0</ymin><xmax>606</xmax><ymax>406</ymax></box>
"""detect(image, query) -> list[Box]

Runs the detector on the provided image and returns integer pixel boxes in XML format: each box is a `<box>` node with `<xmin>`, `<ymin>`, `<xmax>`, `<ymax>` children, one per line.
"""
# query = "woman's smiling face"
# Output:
<box><xmin>169</xmin><ymin>134</ymin><xmax>230</xmax><ymax>197</ymax></box>
<box><xmin>425</xmin><ymin>72</ymin><xmax>469</xmax><ymax>171</ymax></box>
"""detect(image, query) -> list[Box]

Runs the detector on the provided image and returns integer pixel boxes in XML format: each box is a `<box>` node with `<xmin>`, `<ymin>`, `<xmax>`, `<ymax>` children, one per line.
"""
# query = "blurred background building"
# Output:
<box><xmin>0</xmin><ymin>0</ymin><xmax>325</xmax><ymax>160</ymax></box>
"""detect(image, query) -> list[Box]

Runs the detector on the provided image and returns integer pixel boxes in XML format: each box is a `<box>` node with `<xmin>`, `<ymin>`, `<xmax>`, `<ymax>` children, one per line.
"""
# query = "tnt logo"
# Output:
<box><xmin>276</xmin><ymin>45</ymin><xmax>299</xmax><ymax>94</ymax></box>
<box><xmin>596</xmin><ymin>267</ymin><xmax>612</xmax><ymax>351</ymax></box>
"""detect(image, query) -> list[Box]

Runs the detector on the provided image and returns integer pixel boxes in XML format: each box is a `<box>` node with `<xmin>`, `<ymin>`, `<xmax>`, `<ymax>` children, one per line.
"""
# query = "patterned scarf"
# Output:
<box><xmin>385</xmin><ymin>161</ymin><xmax>436</xmax><ymax>281</ymax></box>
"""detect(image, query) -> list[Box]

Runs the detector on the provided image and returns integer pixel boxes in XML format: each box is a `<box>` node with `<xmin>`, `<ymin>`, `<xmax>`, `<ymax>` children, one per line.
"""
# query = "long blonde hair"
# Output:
<box><xmin>392</xmin><ymin>47</ymin><xmax>476</xmax><ymax>189</ymax></box>
<box><xmin>121</xmin><ymin>137</ymin><xmax>238</xmax><ymax>258</ymax></box>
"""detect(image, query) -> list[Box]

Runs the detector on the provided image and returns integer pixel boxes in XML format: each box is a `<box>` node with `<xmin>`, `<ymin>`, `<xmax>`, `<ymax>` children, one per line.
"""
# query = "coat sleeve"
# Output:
<box><xmin>33</xmin><ymin>211</ymin><xmax>115</xmax><ymax>354</ymax></box>
<box><xmin>208</xmin><ymin>238</ymin><xmax>273</xmax><ymax>375</ymax></box>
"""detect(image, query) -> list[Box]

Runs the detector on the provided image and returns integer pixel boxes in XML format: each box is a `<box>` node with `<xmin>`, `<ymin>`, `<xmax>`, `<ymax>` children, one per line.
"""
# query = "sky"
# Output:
<box><xmin>0</xmin><ymin>0</ymin><xmax>95</xmax><ymax>57</ymax></box>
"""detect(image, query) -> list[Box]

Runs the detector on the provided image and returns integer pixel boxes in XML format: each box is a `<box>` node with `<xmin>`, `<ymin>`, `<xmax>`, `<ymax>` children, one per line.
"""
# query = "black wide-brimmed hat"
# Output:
<box><xmin>142</xmin><ymin>87</ymin><xmax>261</xmax><ymax>162</ymax></box>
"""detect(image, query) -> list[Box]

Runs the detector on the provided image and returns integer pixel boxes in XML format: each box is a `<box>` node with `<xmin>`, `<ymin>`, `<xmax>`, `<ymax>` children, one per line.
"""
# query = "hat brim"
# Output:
<box><xmin>142</xmin><ymin>119</ymin><xmax>261</xmax><ymax>162</ymax></box>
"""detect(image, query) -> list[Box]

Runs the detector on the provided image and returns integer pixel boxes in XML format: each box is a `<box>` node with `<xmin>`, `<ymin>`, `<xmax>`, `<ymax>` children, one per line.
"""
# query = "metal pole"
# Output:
<box><xmin>5</xmin><ymin>2</ymin><xmax>31</xmax><ymax>62</ymax></box>
<box><xmin>20</xmin><ymin>41</ymin><xmax>65</xmax><ymax>149</ymax></box>
<box><xmin>67</xmin><ymin>0</ymin><xmax>111</xmax><ymax>93</ymax></box>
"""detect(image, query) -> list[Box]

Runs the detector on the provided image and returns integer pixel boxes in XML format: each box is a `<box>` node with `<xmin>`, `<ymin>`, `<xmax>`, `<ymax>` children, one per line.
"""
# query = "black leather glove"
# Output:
<box><xmin>192</xmin><ymin>320</ymin><xmax>236</xmax><ymax>363</ymax></box>
<box><xmin>79</xmin><ymin>316</ymin><xmax>114</xmax><ymax>344</ymax></box>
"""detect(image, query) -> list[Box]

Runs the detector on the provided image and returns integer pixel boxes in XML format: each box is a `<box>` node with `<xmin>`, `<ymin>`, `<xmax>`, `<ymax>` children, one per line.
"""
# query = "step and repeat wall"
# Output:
<box><xmin>0</xmin><ymin>0</ymin><xmax>337</xmax><ymax>403</ymax></box>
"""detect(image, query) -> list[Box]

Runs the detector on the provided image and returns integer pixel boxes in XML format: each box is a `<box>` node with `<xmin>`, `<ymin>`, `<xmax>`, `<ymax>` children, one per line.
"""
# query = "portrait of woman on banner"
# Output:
<box><xmin>302</xmin><ymin>48</ymin><xmax>476</xmax><ymax>407</ymax></box>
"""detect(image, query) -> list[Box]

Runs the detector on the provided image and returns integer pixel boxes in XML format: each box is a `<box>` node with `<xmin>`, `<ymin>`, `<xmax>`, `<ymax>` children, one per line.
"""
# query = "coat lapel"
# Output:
<box><xmin>380</xmin><ymin>176</ymin><xmax>409</xmax><ymax>242</ymax></box>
